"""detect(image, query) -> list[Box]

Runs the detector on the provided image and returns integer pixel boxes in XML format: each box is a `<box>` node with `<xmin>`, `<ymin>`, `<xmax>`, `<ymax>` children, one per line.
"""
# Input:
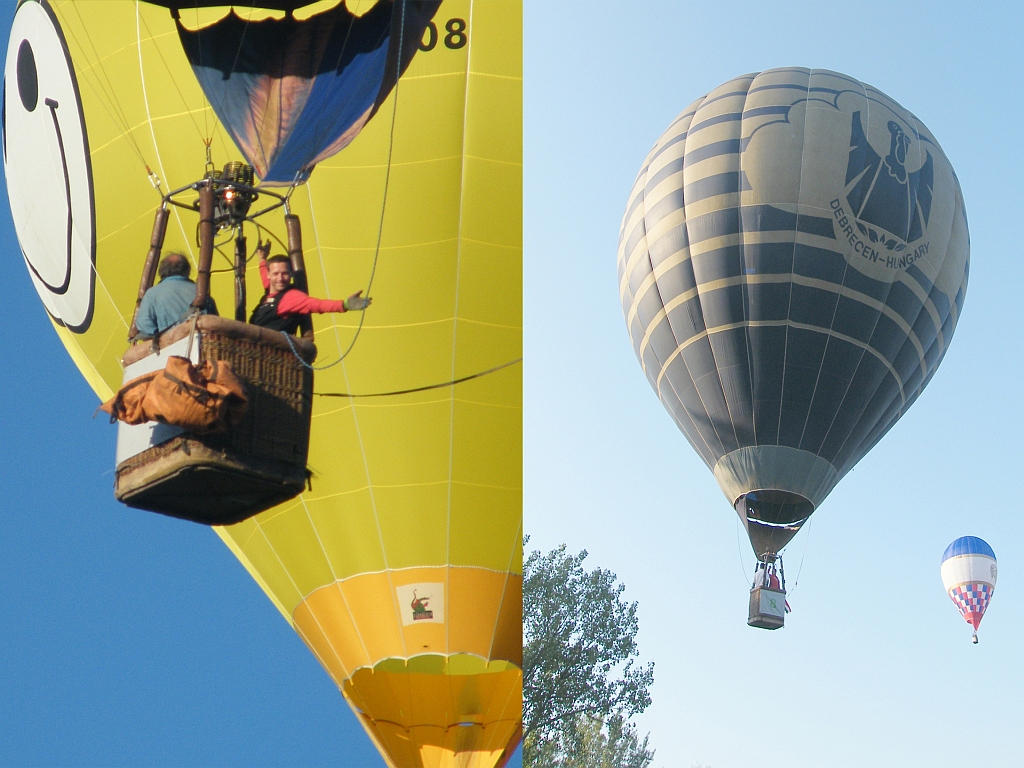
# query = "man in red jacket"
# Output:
<box><xmin>249</xmin><ymin>244</ymin><xmax>370</xmax><ymax>334</ymax></box>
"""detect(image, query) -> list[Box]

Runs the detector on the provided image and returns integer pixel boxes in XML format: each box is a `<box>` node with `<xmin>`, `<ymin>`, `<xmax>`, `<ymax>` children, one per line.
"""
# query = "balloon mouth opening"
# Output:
<box><xmin>736</xmin><ymin>490</ymin><xmax>814</xmax><ymax>560</ymax></box>
<box><xmin>740</xmin><ymin>489</ymin><xmax>814</xmax><ymax>525</ymax></box>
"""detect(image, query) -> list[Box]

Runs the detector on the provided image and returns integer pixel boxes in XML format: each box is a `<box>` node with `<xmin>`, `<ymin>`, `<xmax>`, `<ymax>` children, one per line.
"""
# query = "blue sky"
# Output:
<box><xmin>525</xmin><ymin>2</ymin><xmax>1023</xmax><ymax>767</ymax></box>
<box><xmin>0</xmin><ymin>2</ymin><xmax>521</xmax><ymax>766</ymax></box>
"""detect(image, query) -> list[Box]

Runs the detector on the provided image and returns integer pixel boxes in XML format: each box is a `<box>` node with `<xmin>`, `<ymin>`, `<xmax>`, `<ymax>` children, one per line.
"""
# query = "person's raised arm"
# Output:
<box><xmin>255</xmin><ymin>239</ymin><xmax>271</xmax><ymax>290</ymax></box>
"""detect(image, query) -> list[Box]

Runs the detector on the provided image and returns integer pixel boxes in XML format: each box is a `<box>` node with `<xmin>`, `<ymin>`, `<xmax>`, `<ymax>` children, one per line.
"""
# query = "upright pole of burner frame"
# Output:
<box><xmin>233</xmin><ymin>230</ymin><xmax>247</xmax><ymax>321</ymax></box>
<box><xmin>128</xmin><ymin>205</ymin><xmax>169</xmax><ymax>341</ymax></box>
<box><xmin>285</xmin><ymin>213</ymin><xmax>314</xmax><ymax>340</ymax></box>
<box><xmin>192</xmin><ymin>181</ymin><xmax>215</xmax><ymax>310</ymax></box>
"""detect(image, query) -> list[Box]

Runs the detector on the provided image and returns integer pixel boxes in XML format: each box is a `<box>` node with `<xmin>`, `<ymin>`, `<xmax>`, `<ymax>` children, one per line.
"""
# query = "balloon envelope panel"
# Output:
<box><xmin>3</xmin><ymin>2</ymin><xmax>521</xmax><ymax>766</ymax></box>
<box><xmin>618</xmin><ymin>68</ymin><xmax>968</xmax><ymax>548</ymax></box>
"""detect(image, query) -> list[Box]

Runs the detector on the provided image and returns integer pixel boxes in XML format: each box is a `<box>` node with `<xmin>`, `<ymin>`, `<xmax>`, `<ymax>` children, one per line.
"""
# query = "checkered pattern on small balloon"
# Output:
<box><xmin>949</xmin><ymin>583</ymin><xmax>993</xmax><ymax>620</ymax></box>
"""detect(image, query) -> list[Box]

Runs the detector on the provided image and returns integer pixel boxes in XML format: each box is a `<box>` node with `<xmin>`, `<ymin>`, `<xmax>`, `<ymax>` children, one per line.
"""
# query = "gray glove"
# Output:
<box><xmin>344</xmin><ymin>291</ymin><xmax>371</xmax><ymax>312</ymax></box>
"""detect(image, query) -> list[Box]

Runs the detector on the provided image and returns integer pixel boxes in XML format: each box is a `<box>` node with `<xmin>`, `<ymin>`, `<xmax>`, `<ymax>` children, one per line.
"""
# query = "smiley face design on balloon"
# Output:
<box><xmin>3</xmin><ymin>0</ymin><xmax>95</xmax><ymax>332</ymax></box>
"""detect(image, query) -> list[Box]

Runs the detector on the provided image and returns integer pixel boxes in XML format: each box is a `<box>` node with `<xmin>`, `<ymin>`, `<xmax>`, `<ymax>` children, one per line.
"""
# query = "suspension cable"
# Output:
<box><xmin>308</xmin><ymin>357</ymin><xmax>522</xmax><ymax>398</ymax></box>
<box><xmin>282</xmin><ymin>1</ymin><xmax>407</xmax><ymax>371</ymax></box>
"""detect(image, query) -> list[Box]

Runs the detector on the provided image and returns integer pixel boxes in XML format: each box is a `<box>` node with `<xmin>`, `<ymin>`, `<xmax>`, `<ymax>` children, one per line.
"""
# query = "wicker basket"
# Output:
<box><xmin>115</xmin><ymin>316</ymin><xmax>317</xmax><ymax>525</ymax></box>
<box><xmin>747</xmin><ymin>587</ymin><xmax>786</xmax><ymax>630</ymax></box>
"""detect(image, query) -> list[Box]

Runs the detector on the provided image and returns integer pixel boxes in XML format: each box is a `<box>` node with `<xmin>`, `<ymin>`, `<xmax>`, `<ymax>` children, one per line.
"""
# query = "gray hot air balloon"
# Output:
<box><xmin>618</xmin><ymin>68</ymin><xmax>969</xmax><ymax>575</ymax></box>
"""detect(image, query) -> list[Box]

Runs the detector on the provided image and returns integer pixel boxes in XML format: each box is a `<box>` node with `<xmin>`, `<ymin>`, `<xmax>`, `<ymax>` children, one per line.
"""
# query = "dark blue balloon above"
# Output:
<box><xmin>175</xmin><ymin>0</ymin><xmax>438</xmax><ymax>184</ymax></box>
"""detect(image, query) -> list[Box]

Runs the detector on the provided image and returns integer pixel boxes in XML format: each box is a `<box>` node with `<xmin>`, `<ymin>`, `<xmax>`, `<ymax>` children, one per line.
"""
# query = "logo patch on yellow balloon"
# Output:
<box><xmin>396</xmin><ymin>583</ymin><xmax>445</xmax><ymax>625</ymax></box>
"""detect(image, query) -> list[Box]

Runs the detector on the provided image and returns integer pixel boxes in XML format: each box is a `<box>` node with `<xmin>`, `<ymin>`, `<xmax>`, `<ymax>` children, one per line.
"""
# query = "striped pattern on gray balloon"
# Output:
<box><xmin>618</xmin><ymin>67</ymin><xmax>969</xmax><ymax>513</ymax></box>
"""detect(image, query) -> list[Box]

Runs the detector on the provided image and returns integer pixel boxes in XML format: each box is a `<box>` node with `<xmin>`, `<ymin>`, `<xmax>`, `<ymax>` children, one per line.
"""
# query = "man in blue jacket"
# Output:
<box><xmin>135</xmin><ymin>252</ymin><xmax>217</xmax><ymax>338</ymax></box>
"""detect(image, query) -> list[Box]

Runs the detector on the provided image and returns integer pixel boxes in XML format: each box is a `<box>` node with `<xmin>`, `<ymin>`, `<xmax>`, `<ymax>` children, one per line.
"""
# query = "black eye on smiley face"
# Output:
<box><xmin>17</xmin><ymin>39</ymin><xmax>38</xmax><ymax>113</ymax></box>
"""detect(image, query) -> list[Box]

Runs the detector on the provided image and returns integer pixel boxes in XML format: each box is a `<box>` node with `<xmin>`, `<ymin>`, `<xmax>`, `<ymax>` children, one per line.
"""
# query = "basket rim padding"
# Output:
<box><xmin>123</xmin><ymin>315</ymin><xmax>317</xmax><ymax>367</ymax></box>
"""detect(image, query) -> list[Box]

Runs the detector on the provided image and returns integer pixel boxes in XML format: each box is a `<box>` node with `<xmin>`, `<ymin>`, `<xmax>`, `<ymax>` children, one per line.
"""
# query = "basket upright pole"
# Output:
<box><xmin>128</xmin><ymin>206</ymin><xmax>169</xmax><ymax>341</ymax></box>
<box><xmin>234</xmin><ymin>231</ymin><xmax>247</xmax><ymax>322</ymax></box>
<box><xmin>193</xmin><ymin>181</ymin><xmax>215</xmax><ymax>310</ymax></box>
<box><xmin>286</xmin><ymin>213</ymin><xmax>314</xmax><ymax>340</ymax></box>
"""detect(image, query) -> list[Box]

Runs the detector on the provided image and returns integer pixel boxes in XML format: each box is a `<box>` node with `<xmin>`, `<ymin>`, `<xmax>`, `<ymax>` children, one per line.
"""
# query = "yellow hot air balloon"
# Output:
<box><xmin>2</xmin><ymin>2</ymin><xmax>522</xmax><ymax>766</ymax></box>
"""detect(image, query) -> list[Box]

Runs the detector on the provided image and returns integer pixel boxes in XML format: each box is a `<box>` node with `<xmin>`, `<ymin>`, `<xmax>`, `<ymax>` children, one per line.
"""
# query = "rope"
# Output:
<box><xmin>736</xmin><ymin>515</ymin><xmax>751</xmax><ymax>586</ymax></box>
<box><xmin>786</xmin><ymin>516</ymin><xmax>814</xmax><ymax>596</ymax></box>
<box><xmin>281</xmin><ymin>1</ymin><xmax>407</xmax><ymax>371</ymax></box>
<box><xmin>312</xmin><ymin>358</ymin><xmax>522</xmax><ymax>398</ymax></box>
<box><xmin>184</xmin><ymin>311</ymin><xmax>201</xmax><ymax>360</ymax></box>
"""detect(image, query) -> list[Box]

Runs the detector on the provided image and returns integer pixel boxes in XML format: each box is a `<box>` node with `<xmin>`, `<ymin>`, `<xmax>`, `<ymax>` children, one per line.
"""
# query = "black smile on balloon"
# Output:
<box><xmin>17</xmin><ymin>38</ymin><xmax>74</xmax><ymax>296</ymax></box>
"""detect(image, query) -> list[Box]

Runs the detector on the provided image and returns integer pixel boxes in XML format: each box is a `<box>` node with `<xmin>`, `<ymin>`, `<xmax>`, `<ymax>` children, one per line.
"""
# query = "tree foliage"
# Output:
<box><xmin>528</xmin><ymin>712</ymin><xmax>655</xmax><ymax>768</ymax></box>
<box><xmin>523</xmin><ymin>540</ymin><xmax>655</xmax><ymax>767</ymax></box>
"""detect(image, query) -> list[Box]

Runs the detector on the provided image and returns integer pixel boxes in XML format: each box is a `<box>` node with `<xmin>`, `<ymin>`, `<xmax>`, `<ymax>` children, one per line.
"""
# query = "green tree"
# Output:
<box><xmin>523</xmin><ymin>540</ymin><xmax>655</xmax><ymax>767</ymax></box>
<box><xmin>531</xmin><ymin>712</ymin><xmax>655</xmax><ymax>768</ymax></box>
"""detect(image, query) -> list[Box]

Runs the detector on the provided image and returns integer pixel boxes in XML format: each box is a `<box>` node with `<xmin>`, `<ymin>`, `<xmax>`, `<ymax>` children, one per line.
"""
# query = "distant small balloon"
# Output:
<box><xmin>941</xmin><ymin>537</ymin><xmax>996</xmax><ymax>643</ymax></box>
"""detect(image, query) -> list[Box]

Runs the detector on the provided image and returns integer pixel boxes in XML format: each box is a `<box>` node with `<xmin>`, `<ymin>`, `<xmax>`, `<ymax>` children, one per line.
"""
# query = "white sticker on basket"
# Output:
<box><xmin>114</xmin><ymin>335</ymin><xmax>200</xmax><ymax>465</ymax></box>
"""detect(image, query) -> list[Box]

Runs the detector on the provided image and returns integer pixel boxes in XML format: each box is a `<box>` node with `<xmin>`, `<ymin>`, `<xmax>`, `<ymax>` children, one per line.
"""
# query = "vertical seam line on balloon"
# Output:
<box><xmin>445</xmin><ymin>0</ymin><xmax>475</xmax><ymax>662</ymax></box>
<box><xmin>830</xmin><ymin>313</ymin><xmax>928</xmax><ymax>475</ymax></box>
<box><xmin>306</xmin><ymin>182</ymin><xmax>344</xmax><ymax>350</ymax></box>
<box><xmin>896</xmin><ymin>107</ymin><xmax>950</xmax><ymax>361</ymax></box>
<box><xmin>775</xmin><ymin>68</ymin><xmax>810</xmax><ymax>449</ymax></box>
<box><xmin>639</xmin><ymin>135</ymin><xmax>701</xmax><ymax>454</ymax></box>
<box><xmin>329</xmin><ymin>6</ymin><xmax>413</xmax><ymax>651</ymax></box>
<box><xmin>62</xmin><ymin>3</ymin><xmax>149</xmax><ymax>169</ymax></box>
<box><xmin>821</xmin><ymin>92</ymin><xmax>914</xmax><ymax>471</ymax></box>
<box><xmin>654</xmin><ymin>284</ymin><xmax>720</xmax><ymax>470</ymax></box>
<box><xmin>643</xmin><ymin>112</ymin><xmax>719</xmax><ymax>465</ymax></box>
<box><xmin>655</xmin><ymin>320</ymin><xmax>904</xmax><ymax>407</ymax></box>
<box><xmin>136</xmin><ymin>2</ymin><xmax>198</xmax><ymax>266</ymax></box>
<box><xmin>487</xmin><ymin>514</ymin><xmax>523</xmax><ymax>661</ymax></box>
<box><xmin>304</xmin><ymin>181</ymin><xmax>389</xmax><ymax>664</ymax></box>
<box><xmin>292</xmin><ymin>490</ymin><xmax>352</xmax><ymax>659</ymax></box>
<box><xmin>897</xmin><ymin>270</ymin><xmax>943</xmax><ymax>348</ymax></box>
<box><xmin>628</xmin><ymin>211</ymin><xmax>690</xmax><ymax>350</ymax></box>
<box><xmin>740</xmin><ymin>71</ymin><xmax>776</xmax><ymax>552</ymax></box>
<box><xmin>797</xmin><ymin>70</ymin><xmax>856</xmax><ymax>454</ymax></box>
<box><xmin>379</xmin><ymin>0</ymin><xmax>412</xmax><ymax>662</ymax></box>
<box><xmin>307</xmin><ymin>180</ymin><xmax>406</xmax><ymax>659</ymax></box>
<box><xmin>250</xmin><ymin>517</ymin><xmax>358</xmax><ymax>677</ymax></box>
<box><xmin>233</xmin><ymin>10</ymin><xmax>273</xmax><ymax>176</ymax></box>
<box><xmin>634</xmin><ymin>245</ymin><xmax>929</xmax><ymax>368</ymax></box>
<box><xmin>811</xmin><ymin>89</ymin><xmax>901</xmax><ymax>466</ymax></box>
<box><xmin>736</xmin><ymin>79</ymin><xmax>758</xmax><ymax>448</ymax></box>
<box><xmin>490</xmin><ymin>674</ymin><xmax>523</xmax><ymax>750</ymax></box>
<box><xmin>671</xmin><ymin>90</ymin><xmax>736</xmax><ymax>459</ymax></box>
<box><xmin>618</xmin><ymin>180</ymin><xmax>668</xmax><ymax>303</ymax></box>
<box><xmin>620</xmin><ymin>201</ymin><xmax>677</xmax><ymax>317</ymax></box>
<box><xmin>704</xmin><ymin>75</ymin><xmax>753</xmax><ymax>453</ymax></box>
<box><xmin>135</xmin><ymin>8</ymin><xmax>207</xmax><ymax>144</ymax></box>
<box><xmin>330</xmin><ymin>579</ymin><xmax>370</xmax><ymax>676</ymax></box>
<box><xmin>290</xmin><ymin>621</ymin><xmax>352</xmax><ymax>691</ymax></box>
<box><xmin>300</xmin><ymin>3</ymin><xmax>358</xmax><ymax>175</ymax></box>
<box><xmin>293</xmin><ymin>599</ymin><xmax>359</xmax><ymax>686</ymax></box>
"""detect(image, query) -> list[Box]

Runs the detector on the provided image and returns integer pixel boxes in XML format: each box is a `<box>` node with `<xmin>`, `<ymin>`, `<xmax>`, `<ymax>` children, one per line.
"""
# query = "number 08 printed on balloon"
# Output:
<box><xmin>3</xmin><ymin>1</ymin><xmax>522</xmax><ymax>766</ymax></box>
